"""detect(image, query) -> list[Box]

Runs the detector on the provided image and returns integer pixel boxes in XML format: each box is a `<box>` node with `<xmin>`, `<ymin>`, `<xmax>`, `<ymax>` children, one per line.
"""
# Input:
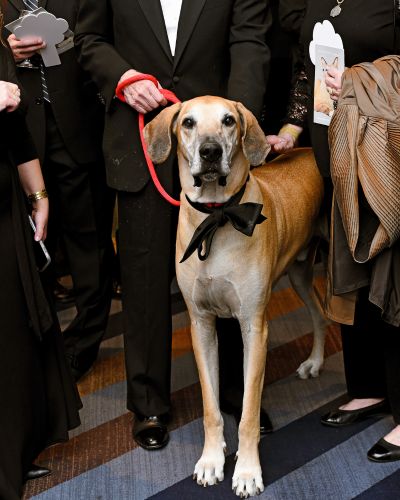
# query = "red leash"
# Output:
<box><xmin>115</xmin><ymin>74</ymin><xmax>181</xmax><ymax>207</ymax></box>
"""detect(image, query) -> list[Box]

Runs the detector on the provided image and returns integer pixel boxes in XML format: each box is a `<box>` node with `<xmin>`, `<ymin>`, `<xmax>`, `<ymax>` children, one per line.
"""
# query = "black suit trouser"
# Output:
<box><xmin>117</xmin><ymin>169</ymin><xmax>177</xmax><ymax>416</ymax></box>
<box><xmin>42</xmin><ymin>104</ymin><xmax>114</xmax><ymax>364</ymax></box>
<box><xmin>341</xmin><ymin>289</ymin><xmax>400</xmax><ymax>424</ymax></box>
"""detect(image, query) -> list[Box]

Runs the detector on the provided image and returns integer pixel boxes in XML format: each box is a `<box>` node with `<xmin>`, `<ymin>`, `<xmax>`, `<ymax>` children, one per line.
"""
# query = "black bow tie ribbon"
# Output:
<box><xmin>180</xmin><ymin>182</ymin><xmax>267</xmax><ymax>263</ymax></box>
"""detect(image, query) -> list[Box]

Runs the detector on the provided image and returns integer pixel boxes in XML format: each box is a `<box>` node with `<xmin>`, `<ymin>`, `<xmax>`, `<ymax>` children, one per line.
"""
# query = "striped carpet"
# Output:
<box><xmin>22</xmin><ymin>271</ymin><xmax>400</xmax><ymax>500</ymax></box>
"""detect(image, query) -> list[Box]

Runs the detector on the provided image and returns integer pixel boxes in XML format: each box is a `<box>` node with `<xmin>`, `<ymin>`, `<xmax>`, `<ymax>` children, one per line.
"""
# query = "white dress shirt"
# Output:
<box><xmin>160</xmin><ymin>0</ymin><xmax>183</xmax><ymax>56</ymax></box>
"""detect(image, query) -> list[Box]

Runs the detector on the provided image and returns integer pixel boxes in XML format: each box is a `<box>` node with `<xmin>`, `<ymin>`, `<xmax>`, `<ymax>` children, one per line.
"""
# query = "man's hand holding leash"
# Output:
<box><xmin>119</xmin><ymin>69</ymin><xmax>167</xmax><ymax>113</ymax></box>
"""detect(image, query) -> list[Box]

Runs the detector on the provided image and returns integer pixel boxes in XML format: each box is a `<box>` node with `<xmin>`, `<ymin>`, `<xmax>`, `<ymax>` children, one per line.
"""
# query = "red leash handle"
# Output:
<box><xmin>115</xmin><ymin>74</ymin><xmax>181</xmax><ymax>207</ymax></box>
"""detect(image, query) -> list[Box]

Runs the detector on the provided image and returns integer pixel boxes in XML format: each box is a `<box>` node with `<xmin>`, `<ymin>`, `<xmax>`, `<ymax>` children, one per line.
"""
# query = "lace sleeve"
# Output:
<box><xmin>285</xmin><ymin>66</ymin><xmax>310</xmax><ymax>127</ymax></box>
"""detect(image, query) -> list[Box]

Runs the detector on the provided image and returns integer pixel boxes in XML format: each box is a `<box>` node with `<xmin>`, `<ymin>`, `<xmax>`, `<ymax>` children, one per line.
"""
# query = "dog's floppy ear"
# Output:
<box><xmin>143</xmin><ymin>102</ymin><xmax>182</xmax><ymax>164</ymax></box>
<box><xmin>236</xmin><ymin>102</ymin><xmax>271</xmax><ymax>166</ymax></box>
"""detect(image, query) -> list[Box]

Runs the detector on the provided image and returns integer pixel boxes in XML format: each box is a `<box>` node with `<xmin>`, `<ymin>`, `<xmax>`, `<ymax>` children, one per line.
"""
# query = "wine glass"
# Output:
<box><xmin>15</xmin><ymin>10</ymin><xmax>39</xmax><ymax>69</ymax></box>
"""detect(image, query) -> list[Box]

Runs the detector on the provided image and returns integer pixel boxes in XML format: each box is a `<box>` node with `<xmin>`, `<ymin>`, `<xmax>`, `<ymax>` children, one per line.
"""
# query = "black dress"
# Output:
<box><xmin>0</xmin><ymin>45</ymin><xmax>81</xmax><ymax>499</ymax></box>
<box><xmin>290</xmin><ymin>0</ymin><xmax>400</xmax><ymax>424</ymax></box>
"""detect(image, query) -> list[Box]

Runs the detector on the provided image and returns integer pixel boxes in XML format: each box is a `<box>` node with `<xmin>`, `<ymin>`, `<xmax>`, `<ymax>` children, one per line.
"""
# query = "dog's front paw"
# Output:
<box><xmin>296</xmin><ymin>357</ymin><xmax>323</xmax><ymax>379</ymax></box>
<box><xmin>193</xmin><ymin>445</ymin><xmax>226</xmax><ymax>487</ymax></box>
<box><xmin>232</xmin><ymin>460</ymin><xmax>264</xmax><ymax>498</ymax></box>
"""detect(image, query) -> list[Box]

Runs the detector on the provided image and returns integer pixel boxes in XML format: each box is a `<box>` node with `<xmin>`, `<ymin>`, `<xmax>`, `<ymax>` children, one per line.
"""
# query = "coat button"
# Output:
<box><xmin>35</xmin><ymin>97</ymin><xmax>43</xmax><ymax>105</ymax></box>
<box><xmin>172</xmin><ymin>76</ymin><xmax>180</xmax><ymax>83</ymax></box>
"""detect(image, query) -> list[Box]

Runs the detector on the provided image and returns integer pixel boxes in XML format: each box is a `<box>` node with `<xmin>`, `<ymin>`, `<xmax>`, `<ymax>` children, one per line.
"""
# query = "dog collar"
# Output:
<box><xmin>180</xmin><ymin>180</ymin><xmax>267</xmax><ymax>263</ymax></box>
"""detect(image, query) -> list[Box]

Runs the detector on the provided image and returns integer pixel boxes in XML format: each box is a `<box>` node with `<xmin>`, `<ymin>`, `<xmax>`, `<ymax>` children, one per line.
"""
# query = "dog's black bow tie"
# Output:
<box><xmin>180</xmin><ymin>182</ymin><xmax>266</xmax><ymax>263</ymax></box>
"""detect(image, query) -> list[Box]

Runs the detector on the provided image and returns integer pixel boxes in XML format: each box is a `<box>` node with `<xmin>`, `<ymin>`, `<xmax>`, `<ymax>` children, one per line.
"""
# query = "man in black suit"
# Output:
<box><xmin>4</xmin><ymin>0</ymin><xmax>114</xmax><ymax>381</ymax></box>
<box><xmin>75</xmin><ymin>0</ymin><xmax>271</xmax><ymax>450</ymax></box>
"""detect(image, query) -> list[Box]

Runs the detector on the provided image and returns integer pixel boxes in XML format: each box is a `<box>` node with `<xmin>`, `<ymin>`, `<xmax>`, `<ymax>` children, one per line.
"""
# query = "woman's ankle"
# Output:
<box><xmin>339</xmin><ymin>398</ymin><xmax>385</xmax><ymax>411</ymax></box>
<box><xmin>384</xmin><ymin>425</ymin><xmax>400</xmax><ymax>446</ymax></box>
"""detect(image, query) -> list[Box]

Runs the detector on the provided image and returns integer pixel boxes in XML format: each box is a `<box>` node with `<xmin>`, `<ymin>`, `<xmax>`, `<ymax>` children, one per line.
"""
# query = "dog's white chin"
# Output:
<box><xmin>200</xmin><ymin>172</ymin><xmax>220</xmax><ymax>182</ymax></box>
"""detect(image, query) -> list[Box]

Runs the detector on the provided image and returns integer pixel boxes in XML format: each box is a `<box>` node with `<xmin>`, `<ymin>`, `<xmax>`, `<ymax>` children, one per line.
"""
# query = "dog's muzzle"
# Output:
<box><xmin>193</xmin><ymin>142</ymin><xmax>227</xmax><ymax>187</ymax></box>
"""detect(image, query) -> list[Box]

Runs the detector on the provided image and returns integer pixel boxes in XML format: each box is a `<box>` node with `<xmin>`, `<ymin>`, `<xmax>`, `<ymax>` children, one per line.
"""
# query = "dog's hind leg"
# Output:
<box><xmin>232</xmin><ymin>313</ymin><xmax>267</xmax><ymax>498</ymax></box>
<box><xmin>288</xmin><ymin>246</ymin><xmax>329</xmax><ymax>379</ymax></box>
<box><xmin>191</xmin><ymin>312</ymin><xmax>226</xmax><ymax>487</ymax></box>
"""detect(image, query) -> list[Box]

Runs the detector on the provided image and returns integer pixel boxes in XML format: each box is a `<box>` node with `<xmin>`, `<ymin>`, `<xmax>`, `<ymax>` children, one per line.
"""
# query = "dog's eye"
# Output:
<box><xmin>222</xmin><ymin>115</ymin><xmax>235</xmax><ymax>127</ymax></box>
<box><xmin>182</xmin><ymin>117</ymin><xmax>195</xmax><ymax>129</ymax></box>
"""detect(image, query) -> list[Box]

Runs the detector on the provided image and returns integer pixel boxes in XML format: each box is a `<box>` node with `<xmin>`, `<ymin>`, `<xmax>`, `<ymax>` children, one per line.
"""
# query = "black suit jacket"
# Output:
<box><xmin>75</xmin><ymin>0</ymin><xmax>271</xmax><ymax>192</ymax></box>
<box><xmin>4</xmin><ymin>0</ymin><xmax>104</xmax><ymax>164</ymax></box>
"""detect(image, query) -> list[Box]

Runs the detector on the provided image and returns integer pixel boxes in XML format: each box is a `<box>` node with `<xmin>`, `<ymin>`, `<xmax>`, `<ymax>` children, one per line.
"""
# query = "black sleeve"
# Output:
<box><xmin>74</xmin><ymin>0</ymin><xmax>131</xmax><ymax>109</ymax></box>
<box><xmin>1</xmin><ymin>45</ymin><xmax>38</xmax><ymax>165</ymax></box>
<box><xmin>279</xmin><ymin>0</ymin><xmax>307</xmax><ymax>36</ymax></box>
<box><xmin>227</xmin><ymin>0</ymin><xmax>271</xmax><ymax>120</ymax></box>
<box><xmin>7</xmin><ymin>113</ymin><xmax>37</xmax><ymax>165</ymax></box>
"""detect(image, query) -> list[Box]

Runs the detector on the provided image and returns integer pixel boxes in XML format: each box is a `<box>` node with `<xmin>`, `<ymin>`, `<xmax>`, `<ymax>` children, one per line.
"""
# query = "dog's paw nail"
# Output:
<box><xmin>256</xmin><ymin>487</ymin><xmax>261</xmax><ymax>495</ymax></box>
<box><xmin>193</xmin><ymin>473</ymin><xmax>197</xmax><ymax>480</ymax></box>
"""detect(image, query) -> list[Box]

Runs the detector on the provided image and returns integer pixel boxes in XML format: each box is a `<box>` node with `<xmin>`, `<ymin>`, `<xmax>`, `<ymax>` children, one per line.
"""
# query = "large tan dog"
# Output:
<box><xmin>144</xmin><ymin>96</ymin><xmax>325</xmax><ymax>497</ymax></box>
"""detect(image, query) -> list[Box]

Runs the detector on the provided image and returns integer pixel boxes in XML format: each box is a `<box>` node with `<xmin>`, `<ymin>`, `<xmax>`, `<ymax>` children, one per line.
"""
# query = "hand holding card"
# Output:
<box><xmin>309</xmin><ymin>20</ymin><xmax>345</xmax><ymax>126</ymax></box>
<box><xmin>13</xmin><ymin>11</ymin><xmax>68</xmax><ymax>66</ymax></box>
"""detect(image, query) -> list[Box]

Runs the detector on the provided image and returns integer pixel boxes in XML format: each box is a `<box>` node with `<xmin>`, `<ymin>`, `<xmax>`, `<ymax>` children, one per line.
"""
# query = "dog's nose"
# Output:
<box><xmin>199</xmin><ymin>142</ymin><xmax>222</xmax><ymax>162</ymax></box>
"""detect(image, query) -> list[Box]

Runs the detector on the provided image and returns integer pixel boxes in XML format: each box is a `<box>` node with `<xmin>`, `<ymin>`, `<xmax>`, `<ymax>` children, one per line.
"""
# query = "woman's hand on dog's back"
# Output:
<box><xmin>266</xmin><ymin>123</ymin><xmax>303</xmax><ymax>153</ymax></box>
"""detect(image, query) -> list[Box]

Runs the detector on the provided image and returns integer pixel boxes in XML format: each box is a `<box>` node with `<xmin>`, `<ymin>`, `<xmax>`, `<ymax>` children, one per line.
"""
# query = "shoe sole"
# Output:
<box><xmin>25</xmin><ymin>471</ymin><xmax>52</xmax><ymax>482</ymax></box>
<box><xmin>133</xmin><ymin>434</ymin><xmax>170</xmax><ymax>451</ymax></box>
<box><xmin>367</xmin><ymin>455</ymin><xmax>400</xmax><ymax>463</ymax></box>
<box><xmin>321</xmin><ymin>411</ymin><xmax>390</xmax><ymax>428</ymax></box>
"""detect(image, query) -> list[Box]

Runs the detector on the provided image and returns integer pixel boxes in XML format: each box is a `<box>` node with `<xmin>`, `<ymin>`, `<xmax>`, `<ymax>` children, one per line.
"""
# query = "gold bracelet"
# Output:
<box><xmin>279</xmin><ymin>124</ymin><xmax>302</xmax><ymax>142</ymax></box>
<box><xmin>28</xmin><ymin>189</ymin><xmax>48</xmax><ymax>203</ymax></box>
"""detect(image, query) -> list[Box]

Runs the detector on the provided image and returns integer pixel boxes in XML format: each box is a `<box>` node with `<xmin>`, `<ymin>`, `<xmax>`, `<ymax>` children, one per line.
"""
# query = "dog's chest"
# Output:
<box><xmin>190</xmin><ymin>265</ymin><xmax>242</xmax><ymax>318</ymax></box>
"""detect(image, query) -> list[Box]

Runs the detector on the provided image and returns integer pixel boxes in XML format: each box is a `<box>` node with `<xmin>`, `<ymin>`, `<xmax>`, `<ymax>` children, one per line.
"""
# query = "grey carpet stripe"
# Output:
<box><xmin>261</xmin><ymin>351</ymin><xmax>345</xmax><ymax>428</ymax></box>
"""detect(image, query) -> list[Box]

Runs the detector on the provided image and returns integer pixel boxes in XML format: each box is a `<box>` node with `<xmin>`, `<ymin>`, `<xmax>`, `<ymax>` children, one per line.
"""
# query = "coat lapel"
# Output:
<box><xmin>7</xmin><ymin>0</ymin><xmax>26</xmax><ymax>13</ymax></box>
<box><xmin>173</xmin><ymin>0</ymin><xmax>206</xmax><ymax>70</ymax></box>
<box><xmin>138</xmin><ymin>0</ymin><xmax>173</xmax><ymax>62</ymax></box>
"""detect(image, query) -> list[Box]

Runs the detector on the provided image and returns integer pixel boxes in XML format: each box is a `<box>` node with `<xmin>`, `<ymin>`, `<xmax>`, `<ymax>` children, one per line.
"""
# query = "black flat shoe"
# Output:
<box><xmin>367</xmin><ymin>438</ymin><xmax>400</xmax><ymax>462</ymax></box>
<box><xmin>133</xmin><ymin>415</ymin><xmax>170</xmax><ymax>450</ymax></box>
<box><xmin>24</xmin><ymin>464</ymin><xmax>51</xmax><ymax>481</ymax></box>
<box><xmin>321</xmin><ymin>400</ymin><xmax>390</xmax><ymax>427</ymax></box>
<box><xmin>221</xmin><ymin>403</ymin><xmax>273</xmax><ymax>434</ymax></box>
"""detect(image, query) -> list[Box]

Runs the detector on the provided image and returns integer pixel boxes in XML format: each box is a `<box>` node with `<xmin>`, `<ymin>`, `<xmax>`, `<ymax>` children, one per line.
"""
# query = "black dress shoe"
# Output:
<box><xmin>221</xmin><ymin>402</ymin><xmax>273</xmax><ymax>434</ymax></box>
<box><xmin>260</xmin><ymin>409</ymin><xmax>273</xmax><ymax>434</ymax></box>
<box><xmin>112</xmin><ymin>281</ymin><xmax>122</xmax><ymax>299</ymax></box>
<box><xmin>132</xmin><ymin>415</ymin><xmax>170</xmax><ymax>450</ymax></box>
<box><xmin>53</xmin><ymin>280</ymin><xmax>75</xmax><ymax>304</ymax></box>
<box><xmin>24</xmin><ymin>464</ymin><xmax>51</xmax><ymax>481</ymax></box>
<box><xmin>367</xmin><ymin>438</ymin><xmax>400</xmax><ymax>462</ymax></box>
<box><xmin>321</xmin><ymin>400</ymin><xmax>390</xmax><ymax>427</ymax></box>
